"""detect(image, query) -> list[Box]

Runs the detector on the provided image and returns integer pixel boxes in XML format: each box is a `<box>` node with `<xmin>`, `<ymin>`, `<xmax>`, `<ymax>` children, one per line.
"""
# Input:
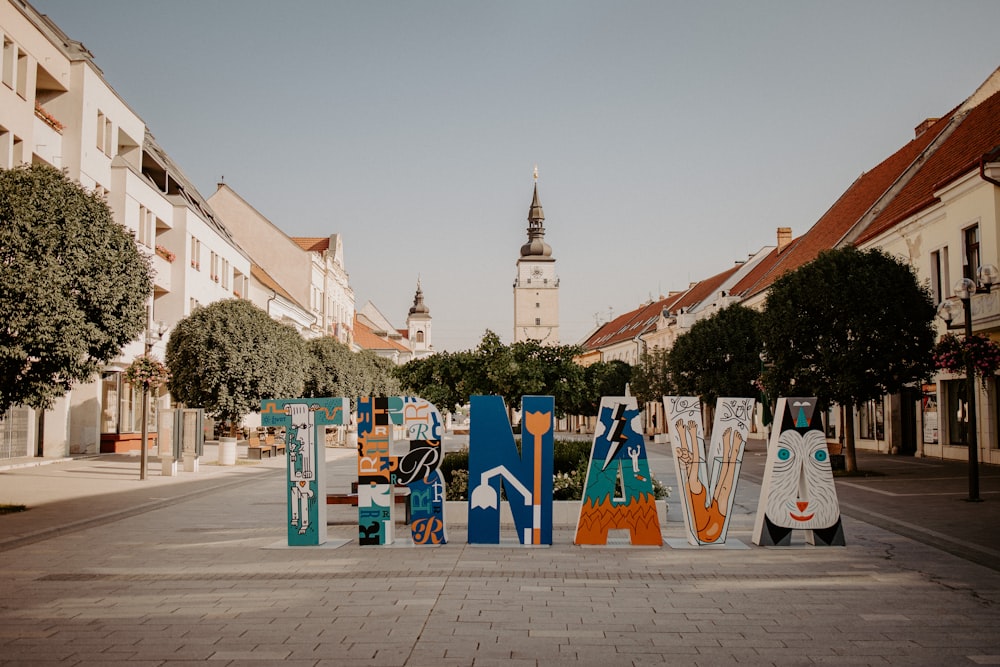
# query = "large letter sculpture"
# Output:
<box><xmin>574</xmin><ymin>396</ymin><xmax>662</xmax><ymax>546</ymax></box>
<box><xmin>752</xmin><ymin>396</ymin><xmax>845</xmax><ymax>547</ymax></box>
<box><xmin>665</xmin><ymin>396</ymin><xmax>753</xmax><ymax>545</ymax></box>
<box><xmin>468</xmin><ymin>395</ymin><xmax>554</xmax><ymax>545</ymax></box>
<box><xmin>356</xmin><ymin>396</ymin><xmax>447</xmax><ymax>546</ymax></box>
<box><xmin>261</xmin><ymin>397</ymin><xmax>348</xmax><ymax>547</ymax></box>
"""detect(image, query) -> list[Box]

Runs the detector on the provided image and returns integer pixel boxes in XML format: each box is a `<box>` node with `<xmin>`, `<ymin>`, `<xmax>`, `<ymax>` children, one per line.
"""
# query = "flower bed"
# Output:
<box><xmin>440</xmin><ymin>439</ymin><xmax>671</xmax><ymax>502</ymax></box>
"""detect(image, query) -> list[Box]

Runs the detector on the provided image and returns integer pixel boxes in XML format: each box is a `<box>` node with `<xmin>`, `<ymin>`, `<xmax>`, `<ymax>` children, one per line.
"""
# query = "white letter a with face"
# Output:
<box><xmin>752</xmin><ymin>397</ymin><xmax>845</xmax><ymax>547</ymax></box>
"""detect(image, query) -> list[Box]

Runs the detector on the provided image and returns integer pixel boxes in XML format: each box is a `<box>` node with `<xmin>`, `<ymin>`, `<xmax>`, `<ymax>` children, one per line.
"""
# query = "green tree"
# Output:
<box><xmin>758</xmin><ymin>247</ymin><xmax>936</xmax><ymax>472</ymax></box>
<box><xmin>480</xmin><ymin>334</ymin><xmax>585</xmax><ymax>418</ymax></box>
<box><xmin>395</xmin><ymin>350</ymin><xmax>477</xmax><ymax>413</ymax></box>
<box><xmin>305</xmin><ymin>337</ymin><xmax>400</xmax><ymax>404</ymax></box>
<box><xmin>668</xmin><ymin>304</ymin><xmax>763</xmax><ymax>404</ymax></box>
<box><xmin>0</xmin><ymin>164</ymin><xmax>151</xmax><ymax>413</ymax></box>
<box><xmin>577</xmin><ymin>360</ymin><xmax>633</xmax><ymax>416</ymax></box>
<box><xmin>166</xmin><ymin>299</ymin><xmax>306</xmax><ymax>434</ymax></box>
<box><xmin>630</xmin><ymin>347</ymin><xmax>673</xmax><ymax>406</ymax></box>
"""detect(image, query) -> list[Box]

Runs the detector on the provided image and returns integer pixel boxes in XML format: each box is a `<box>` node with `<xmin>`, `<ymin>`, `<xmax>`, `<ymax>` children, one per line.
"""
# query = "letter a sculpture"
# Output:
<box><xmin>752</xmin><ymin>396</ymin><xmax>845</xmax><ymax>547</ymax></box>
<box><xmin>574</xmin><ymin>396</ymin><xmax>662</xmax><ymax>546</ymax></box>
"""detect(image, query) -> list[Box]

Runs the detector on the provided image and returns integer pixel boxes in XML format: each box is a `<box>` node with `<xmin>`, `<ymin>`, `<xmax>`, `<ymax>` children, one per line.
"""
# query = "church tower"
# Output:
<box><xmin>406</xmin><ymin>279</ymin><xmax>432</xmax><ymax>357</ymax></box>
<box><xmin>513</xmin><ymin>170</ymin><xmax>559</xmax><ymax>344</ymax></box>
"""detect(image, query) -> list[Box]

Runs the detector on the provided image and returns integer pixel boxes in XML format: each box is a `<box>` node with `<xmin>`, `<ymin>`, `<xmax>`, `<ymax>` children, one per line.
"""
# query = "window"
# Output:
<box><xmin>96</xmin><ymin>111</ymin><xmax>105</xmax><ymax>151</ymax></box>
<box><xmin>2</xmin><ymin>39</ymin><xmax>14</xmax><ymax>89</ymax></box>
<box><xmin>535</xmin><ymin>302</ymin><xmax>540</xmax><ymax>308</ymax></box>
<box><xmin>137</xmin><ymin>205</ymin><xmax>153</xmax><ymax>248</ymax></box>
<box><xmin>220</xmin><ymin>259</ymin><xmax>229</xmax><ymax>289</ymax></box>
<box><xmin>858</xmin><ymin>399</ymin><xmax>884</xmax><ymax>441</ymax></box>
<box><xmin>535</xmin><ymin>318</ymin><xmax>541</xmax><ymax>325</ymax></box>
<box><xmin>963</xmin><ymin>224</ymin><xmax>981</xmax><ymax>282</ymax></box>
<box><xmin>944</xmin><ymin>379</ymin><xmax>969</xmax><ymax>446</ymax></box>
<box><xmin>190</xmin><ymin>236</ymin><xmax>201</xmax><ymax>269</ymax></box>
<box><xmin>15</xmin><ymin>49</ymin><xmax>26</xmax><ymax>99</ymax></box>
<box><xmin>930</xmin><ymin>248</ymin><xmax>950</xmax><ymax>304</ymax></box>
<box><xmin>415</xmin><ymin>331</ymin><xmax>424</xmax><ymax>343</ymax></box>
<box><xmin>101</xmin><ymin>373</ymin><xmax>119</xmax><ymax>434</ymax></box>
<box><xmin>210</xmin><ymin>251</ymin><xmax>219</xmax><ymax>282</ymax></box>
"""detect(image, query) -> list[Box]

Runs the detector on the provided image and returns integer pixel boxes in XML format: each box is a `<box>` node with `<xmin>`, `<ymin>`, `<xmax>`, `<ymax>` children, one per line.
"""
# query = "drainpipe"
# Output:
<box><xmin>980</xmin><ymin>150</ymin><xmax>1000</xmax><ymax>188</ymax></box>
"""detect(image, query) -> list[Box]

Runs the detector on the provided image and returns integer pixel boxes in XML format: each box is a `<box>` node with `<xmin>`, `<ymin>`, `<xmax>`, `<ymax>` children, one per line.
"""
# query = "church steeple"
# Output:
<box><xmin>520</xmin><ymin>169</ymin><xmax>553</xmax><ymax>258</ymax></box>
<box><xmin>408</xmin><ymin>279</ymin><xmax>429</xmax><ymax>316</ymax></box>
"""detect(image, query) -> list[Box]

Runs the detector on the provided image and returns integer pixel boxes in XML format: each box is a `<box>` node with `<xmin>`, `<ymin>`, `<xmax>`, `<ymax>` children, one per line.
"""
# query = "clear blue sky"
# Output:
<box><xmin>33</xmin><ymin>0</ymin><xmax>1000</xmax><ymax>352</ymax></box>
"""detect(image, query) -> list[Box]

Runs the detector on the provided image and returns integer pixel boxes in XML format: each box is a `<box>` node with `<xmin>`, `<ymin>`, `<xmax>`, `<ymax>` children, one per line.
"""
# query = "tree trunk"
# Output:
<box><xmin>844</xmin><ymin>403</ymin><xmax>858</xmax><ymax>473</ymax></box>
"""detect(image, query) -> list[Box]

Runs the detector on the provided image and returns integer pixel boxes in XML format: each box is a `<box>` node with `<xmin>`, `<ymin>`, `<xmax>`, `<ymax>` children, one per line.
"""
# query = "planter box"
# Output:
<box><xmin>443</xmin><ymin>499</ymin><xmax>668</xmax><ymax>527</ymax></box>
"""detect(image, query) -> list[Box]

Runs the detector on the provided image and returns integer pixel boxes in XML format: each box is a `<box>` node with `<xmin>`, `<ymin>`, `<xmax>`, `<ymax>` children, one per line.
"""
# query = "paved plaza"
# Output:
<box><xmin>2</xmin><ymin>438</ymin><xmax>1000</xmax><ymax>666</ymax></box>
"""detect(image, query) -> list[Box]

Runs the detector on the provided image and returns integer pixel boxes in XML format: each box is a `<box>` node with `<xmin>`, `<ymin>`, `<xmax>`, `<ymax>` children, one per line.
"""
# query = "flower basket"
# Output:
<box><xmin>934</xmin><ymin>333</ymin><xmax>1000</xmax><ymax>386</ymax></box>
<box><xmin>123</xmin><ymin>355</ymin><xmax>171</xmax><ymax>391</ymax></box>
<box><xmin>155</xmin><ymin>244</ymin><xmax>176</xmax><ymax>263</ymax></box>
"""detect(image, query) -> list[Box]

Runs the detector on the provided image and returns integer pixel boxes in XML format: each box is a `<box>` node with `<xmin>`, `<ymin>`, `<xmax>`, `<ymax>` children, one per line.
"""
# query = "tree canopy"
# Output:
<box><xmin>166</xmin><ymin>299</ymin><xmax>306</xmax><ymax>429</ymax></box>
<box><xmin>668</xmin><ymin>304</ymin><xmax>763</xmax><ymax>404</ymax></box>
<box><xmin>304</xmin><ymin>337</ymin><xmax>400</xmax><ymax>404</ymax></box>
<box><xmin>0</xmin><ymin>164</ymin><xmax>151</xmax><ymax>413</ymax></box>
<box><xmin>630</xmin><ymin>347</ymin><xmax>673</xmax><ymax>406</ymax></box>
<box><xmin>759</xmin><ymin>246</ymin><xmax>936</xmax><ymax>470</ymax></box>
<box><xmin>395</xmin><ymin>330</ymin><xmax>587</xmax><ymax>417</ymax></box>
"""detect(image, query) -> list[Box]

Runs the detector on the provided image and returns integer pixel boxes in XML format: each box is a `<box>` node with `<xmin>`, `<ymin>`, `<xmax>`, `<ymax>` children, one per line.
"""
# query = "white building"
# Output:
<box><xmin>0</xmin><ymin>1</ymin><xmax>250</xmax><ymax>457</ymax></box>
<box><xmin>514</xmin><ymin>176</ymin><xmax>559</xmax><ymax>344</ymax></box>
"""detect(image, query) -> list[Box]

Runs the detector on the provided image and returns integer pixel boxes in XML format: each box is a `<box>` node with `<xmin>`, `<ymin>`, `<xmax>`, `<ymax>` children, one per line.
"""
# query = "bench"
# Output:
<box><xmin>247</xmin><ymin>444</ymin><xmax>273</xmax><ymax>459</ymax></box>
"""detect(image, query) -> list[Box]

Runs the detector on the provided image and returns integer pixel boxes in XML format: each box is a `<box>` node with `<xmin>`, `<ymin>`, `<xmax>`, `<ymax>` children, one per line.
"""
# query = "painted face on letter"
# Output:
<box><xmin>764</xmin><ymin>428</ymin><xmax>839</xmax><ymax>529</ymax></box>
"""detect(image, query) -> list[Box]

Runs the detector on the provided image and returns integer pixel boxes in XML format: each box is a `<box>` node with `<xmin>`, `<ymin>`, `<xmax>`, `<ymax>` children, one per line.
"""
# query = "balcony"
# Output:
<box><xmin>32</xmin><ymin>114</ymin><xmax>63</xmax><ymax>168</ymax></box>
<box><xmin>150</xmin><ymin>251</ymin><xmax>172</xmax><ymax>293</ymax></box>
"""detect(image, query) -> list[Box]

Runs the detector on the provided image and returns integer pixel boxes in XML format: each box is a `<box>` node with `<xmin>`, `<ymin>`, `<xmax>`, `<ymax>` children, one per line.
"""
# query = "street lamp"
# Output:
<box><xmin>139</xmin><ymin>320</ymin><xmax>167</xmax><ymax>481</ymax></box>
<box><xmin>936</xmin><ymin>263</ymin><xmax>998</xmax><ymax>502</ymax></box>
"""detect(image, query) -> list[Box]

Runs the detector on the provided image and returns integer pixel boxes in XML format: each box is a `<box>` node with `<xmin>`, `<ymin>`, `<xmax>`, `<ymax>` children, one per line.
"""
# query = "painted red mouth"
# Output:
<box><xmin>790</xmin><ymin>501</ymin><xmax>814</xmax><ymax>522</ymax></box>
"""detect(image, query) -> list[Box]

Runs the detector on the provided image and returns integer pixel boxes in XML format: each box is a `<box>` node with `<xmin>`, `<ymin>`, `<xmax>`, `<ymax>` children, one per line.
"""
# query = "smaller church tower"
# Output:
<box><xmin>406</xmin><ymin>279</ymin><xmax>432</xmax><ymax>356</ymax></box>
<box><xmin>513</xmin><ymin>169</ymin><xmax>560</xmax><ymax>344</ymax></box>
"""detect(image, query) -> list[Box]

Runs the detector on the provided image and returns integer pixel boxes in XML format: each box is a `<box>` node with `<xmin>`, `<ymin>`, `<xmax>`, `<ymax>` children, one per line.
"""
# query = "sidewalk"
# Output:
<box><xmin>2</xmin><ymin>437</ymin><xmax>1000</xmax><ymax>665</ymax></box>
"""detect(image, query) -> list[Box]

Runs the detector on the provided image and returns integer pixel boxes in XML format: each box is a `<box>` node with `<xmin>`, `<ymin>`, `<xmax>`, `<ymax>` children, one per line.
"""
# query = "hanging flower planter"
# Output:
<box><xmin>123</xmin><ymin>355</ymin><xmax>171</xmax><ymax>391</ymax></box>
<box><xmin>934</xmin><ymin>333</ymin><xmax>1000</xmax><ymax>386</ymax></box>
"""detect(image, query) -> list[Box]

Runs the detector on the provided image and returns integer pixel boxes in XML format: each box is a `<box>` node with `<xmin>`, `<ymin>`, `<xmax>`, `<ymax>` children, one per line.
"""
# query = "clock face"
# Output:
<box><xmin>531</xmin><ymin>267</ymin><xmax>543</xmax><ymax>278</ymax></box>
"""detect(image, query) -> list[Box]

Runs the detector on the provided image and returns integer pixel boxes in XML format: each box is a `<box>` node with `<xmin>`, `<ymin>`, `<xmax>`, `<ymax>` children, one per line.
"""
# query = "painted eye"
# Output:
<box><xmin>814</xmin><ymin>450</ymin><xmax>828</xmax><ymax>462</ymax></box>
<box><xmin>777</xmin><ymin>448</ymin><xmax>791</xmax><ymax>461</ymax></box>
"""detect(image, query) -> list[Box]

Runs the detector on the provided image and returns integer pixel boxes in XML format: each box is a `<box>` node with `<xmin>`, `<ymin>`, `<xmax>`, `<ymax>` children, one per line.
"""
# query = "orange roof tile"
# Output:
<box><xmin>737</xmin><ymin>114</ymin><xmax>953</xmax><ymax>299</ymax></box>
<box><xmin>582</xmin><ymin>293</ymin><xmax>685</xmax><ymax>351</ymax></box>
<box><xmin>353</xmin><ymin>316</ymin><xmax>410</xmax><ymax>353</ymax></box>
<box><xmin>291</xmin><ymin>237</ymin><xmax>330</xmax><ymax>252</ymax></box>
<box><xmin>670</xmin><ymin>265</ymin><xmax>740</xmax><ymax>313</ymax></box>
<box><xmin>858</xmin><ymin>90</ymin><xmax>1000</xmax><ymax>243</ymax></box>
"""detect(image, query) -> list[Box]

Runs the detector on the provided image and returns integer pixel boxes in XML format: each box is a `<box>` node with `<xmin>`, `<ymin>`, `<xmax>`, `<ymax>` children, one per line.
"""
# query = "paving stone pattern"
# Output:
<box><xmin>1</xmin><ymin>442</ymin><xmax>1000</xmax><ymax>665</ymax></box>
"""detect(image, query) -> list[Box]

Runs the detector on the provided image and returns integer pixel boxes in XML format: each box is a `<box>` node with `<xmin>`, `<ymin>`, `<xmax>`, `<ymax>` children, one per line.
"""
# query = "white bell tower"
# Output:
<box><xmin>513</xmin><ymin>168</ymin><xmax>559</xmax><ymax>344</ymax></box>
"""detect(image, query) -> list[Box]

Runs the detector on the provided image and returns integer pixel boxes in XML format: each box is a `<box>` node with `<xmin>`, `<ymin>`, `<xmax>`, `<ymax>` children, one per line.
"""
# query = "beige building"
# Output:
<box><xmin>207</xmin><ymin>183</ymin><xmax>355</xmax><ymax>343</ymax></box>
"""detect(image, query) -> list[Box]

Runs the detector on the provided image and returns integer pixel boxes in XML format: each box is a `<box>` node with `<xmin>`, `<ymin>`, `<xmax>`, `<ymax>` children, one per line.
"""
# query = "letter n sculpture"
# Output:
<box><xmin>468</xmin><ymin>395</ymin><xmax>554</xmax><ymax>545</ymax></box>
<box><xmin>574</xmin><ymin>396</ymin><xmax>662</xmax><ymax>546</ymax></box>
<box><xmin>752</xmin><ymin>396</ymin><xmax>845</xmax><ymax>547</ymax></box>
<box><xmin>261</xmin><ymin>397</ymin><xmax>348</xmax><ymax>546</ymax></box>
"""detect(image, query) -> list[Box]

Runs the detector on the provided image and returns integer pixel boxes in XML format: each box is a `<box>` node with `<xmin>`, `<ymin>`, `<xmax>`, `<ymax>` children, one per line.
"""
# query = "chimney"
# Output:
<box><xmin>914</xmin><ymin>118</ymin><xmax>939</xmax><ymax>138</ymax></box>
<box><xmin>777</xmin><ymin>227</ymin><xmax>792</xmax><ymax>252</ymax></box>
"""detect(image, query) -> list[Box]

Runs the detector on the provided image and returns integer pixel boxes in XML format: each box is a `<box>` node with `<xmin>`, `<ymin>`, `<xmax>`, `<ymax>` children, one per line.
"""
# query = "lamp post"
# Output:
<box><xmin>139</xmin><ymin>320</ymin><xmax>167</xmax><ymax>481</ymax></box>
<box><xmin>936</xmin><ymin>264</ymin><xmax>999</xmax><ymax>502</ymax></box>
